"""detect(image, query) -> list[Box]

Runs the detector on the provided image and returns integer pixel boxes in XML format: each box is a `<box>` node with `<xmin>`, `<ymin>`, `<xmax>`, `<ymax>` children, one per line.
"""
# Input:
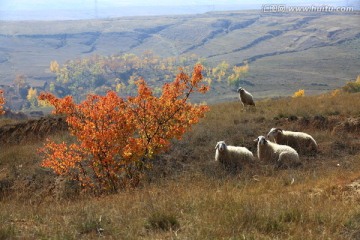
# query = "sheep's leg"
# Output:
<box><xmin>275</xmin><ymin>158</ymin><xmax>283</xmax><ymax>169</ymax></box>
<box><xmin>239</xmin><ymin>103</ymin><xmax>245</xmax><ymax>113</ymax></box>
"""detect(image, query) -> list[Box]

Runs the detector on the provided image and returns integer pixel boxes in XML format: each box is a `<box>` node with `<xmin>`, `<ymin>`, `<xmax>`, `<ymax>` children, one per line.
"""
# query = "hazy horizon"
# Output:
<box><xmin>0</xmin><ymin>0</ymin><xmax>358</xmax><ymax>21</ymax></box>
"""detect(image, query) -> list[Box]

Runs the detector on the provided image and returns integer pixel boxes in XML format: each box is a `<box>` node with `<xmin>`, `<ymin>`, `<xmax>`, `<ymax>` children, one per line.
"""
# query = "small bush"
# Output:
<box><xmin>343</xmin><ymin>75</ymin><xmax>360</xmax><ymax>93</ymax></box>
<box><xmin>292</xmin><ymin>89</ymin><xmax>305</xmax><ymax>98</ymax></box>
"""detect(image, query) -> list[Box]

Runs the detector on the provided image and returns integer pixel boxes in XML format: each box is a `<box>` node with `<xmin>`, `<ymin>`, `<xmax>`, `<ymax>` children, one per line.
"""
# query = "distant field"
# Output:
<box><xmin>0</xmin><ymin>10</ymin><xmax>359</xmax><ymax>100</ymax></box>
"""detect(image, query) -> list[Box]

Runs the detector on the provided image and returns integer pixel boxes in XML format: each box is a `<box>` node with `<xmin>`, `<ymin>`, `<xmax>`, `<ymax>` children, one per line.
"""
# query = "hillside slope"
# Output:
<box><xmin>0</xmin><ymin>92</ymin><xmax>359</xmax><ymax>239</ymax></box>
<box><xmin>0</xmin><ymin>11</ymin><xmax>359</xmax><ymax>101</ymax></box>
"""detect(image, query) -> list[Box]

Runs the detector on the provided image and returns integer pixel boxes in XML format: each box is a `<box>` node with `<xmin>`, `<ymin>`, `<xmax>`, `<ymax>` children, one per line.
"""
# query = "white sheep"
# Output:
<box><xmin>254</xmin><ymin>136</ymin><xmax>300</xmax><ymax>168</ymax></box>
<box><xmin>215</xmin><ymin>141</ymin><xmax>254</xmax><ymax>170</ymax></box>
<box><xmin>237</xmin><ymin>87</ymin><xmax>255</xmax><ymax>110</ymax></box>
<box><xmin>267</xmin><ymin>128</ymin><xmax>318</xmax><ymax>154</ymax></box>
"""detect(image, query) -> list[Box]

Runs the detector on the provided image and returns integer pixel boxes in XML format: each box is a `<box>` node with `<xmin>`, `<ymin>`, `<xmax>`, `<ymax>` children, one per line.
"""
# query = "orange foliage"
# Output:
<box><xmin>38</xmin><ymin>64</ymin><xmax>209</xmax><ymax>193</ymax></box>
<box><xmin>0</xmin><ymin>89</ymin><xmax>5</xmax><ymax>115</ymax></box>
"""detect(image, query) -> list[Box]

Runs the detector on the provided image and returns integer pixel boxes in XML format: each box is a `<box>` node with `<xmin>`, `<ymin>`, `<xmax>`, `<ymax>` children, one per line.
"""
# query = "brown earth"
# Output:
<box><xmin>0</xmin><ymin>116</ymin><xmax>67</xmax><ymax>145</ymax></box>
<box><xmin>0</xmin><ymin>114</ymin><xmax>358</xmax><ymax>146</ymax></box>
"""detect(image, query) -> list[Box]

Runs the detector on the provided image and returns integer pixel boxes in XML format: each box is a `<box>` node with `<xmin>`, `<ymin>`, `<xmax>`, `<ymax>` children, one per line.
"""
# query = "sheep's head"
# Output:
<box><xmin>237</xmin><ymin>87</ymin><xmax>244</xmax><ymax>93</ymax></box>
<box><xmin>267</xmin><ymin>128</ymin><xmax>282</xmax><ymax>139</ymax></box>
<box><xmin>254</xmin><ymin>136</ymin><xmax>267</xmax><ymax>145</ymax></box>
<box><xmin>215</xmin><ymin>141</ymin><xmax>227</xmax><ymax>152</ymax></box>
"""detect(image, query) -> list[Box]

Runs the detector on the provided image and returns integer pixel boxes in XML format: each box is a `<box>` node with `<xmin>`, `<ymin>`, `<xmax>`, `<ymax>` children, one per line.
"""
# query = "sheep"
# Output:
<box><xmin>215</xmin><ymin>141</ymin><xmax>254</xmax><ymax>171</ymax></box>
<box><xmin>267</xmin><ymin>128</ymin><xmax>318</xmax><ymax>155</ymax></box>
<box><xmin>237</xmin><ymin>87</ymin><xmax>255</xmax><ymax>110</ymax></box>
<box><xmin>254</xmin><ymin>136</ymin><xmax>300</xmax><ymax>169</ymax></box>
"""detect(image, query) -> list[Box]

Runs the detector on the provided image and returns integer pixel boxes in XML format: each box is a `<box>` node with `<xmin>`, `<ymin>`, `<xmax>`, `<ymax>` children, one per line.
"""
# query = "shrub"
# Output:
<box><xmin>38</xmin><ymin>64</ymin><xmax>209</xmax><ymax>194</ymax></box>
<box><xmin>292</xmin><ymin>89</ymin><xmax>305</xmax><ymax>98</ymax></box>
<box><xmin>342</xmin><ymin>75</ymin><xmax>360</xmax><ymax>93</ymax></box>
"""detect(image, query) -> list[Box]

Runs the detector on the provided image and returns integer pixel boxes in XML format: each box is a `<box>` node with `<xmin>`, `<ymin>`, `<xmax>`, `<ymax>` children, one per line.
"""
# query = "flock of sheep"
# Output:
<box><xmin>215</xmin><ymin>87</ymin><xmax>318</xmax><ymax>170</ymax></box>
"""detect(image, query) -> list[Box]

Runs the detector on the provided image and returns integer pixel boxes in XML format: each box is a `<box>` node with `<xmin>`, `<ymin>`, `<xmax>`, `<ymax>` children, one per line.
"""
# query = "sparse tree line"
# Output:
<box><xmin>1</xmin><ymin>51</ymin><xmax>250</xmax><ymax>111</ymax></box>
<box><xmin>48</xmin><ymin>51</ymin><xmax>249</xmax><ymax>101</ymax></box>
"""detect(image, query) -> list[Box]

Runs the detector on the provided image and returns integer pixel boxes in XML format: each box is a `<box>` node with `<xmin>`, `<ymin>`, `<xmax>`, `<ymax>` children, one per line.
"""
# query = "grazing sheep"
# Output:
<box><xmin>254</xmin><ymin>136</ymin><xmax>300</xmax><ymax>168</ymax></box>
<box><xmin>267</xmin><ymin>128</ymin><xmax>318</xmax><ymax>154</ymax></box>
<box><xmin>237</xmin><ymin>87</ymin><xmax>255</xmax><ymax>110</ymax></box>
<box><xmin>215</xmin><ymin>141</ymin><xmax>254</xmax><ymax>170</ymax></box>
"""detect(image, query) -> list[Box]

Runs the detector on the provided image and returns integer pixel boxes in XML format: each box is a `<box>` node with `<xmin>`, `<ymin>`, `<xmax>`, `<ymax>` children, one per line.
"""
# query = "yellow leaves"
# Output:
<box><xmin>115</xmin><ymin>83</ymin><xmax>126</xmax><ymax>93</ymax></box>
<box><xmin>27</xmin><ymin>87</ymin><xmax>37</xmax><ymax>101</ymax></box>
<box><xmin>227</xmin><ymin>62</ymin><xmax>249</xmax><ymax>87</ymax></box>
<box><xmin>292</xmin><ymin>89</ymin><xmax>305</xmax><ymax>98</ymax></box>
<box><xmin>331</xmin><ymin>89</ymin><xmax>341</xmax><ymax>97</ymax></box>
<box><xmin>212</xmin><ymin>61</ymin><xmax>229</xmax><ymax>82</ymax></box>
<box><xmin>27</xmin><ymin>87</ymin><xmax>38</xmax><ymax>108</ymax></box>
<box><xmin>38</xmin><ymin>99</ymin><xmax>53</xmax><ymax>108</ymax></box>
<box><xmin>342</xmin><ymin>74</ymin><xmax>360</xmax><ymax>93</ymax></box>
<box><xmin>50</xmin><ymin>60</ymin><xmax>60</xmax><ymax>73</ymax></box>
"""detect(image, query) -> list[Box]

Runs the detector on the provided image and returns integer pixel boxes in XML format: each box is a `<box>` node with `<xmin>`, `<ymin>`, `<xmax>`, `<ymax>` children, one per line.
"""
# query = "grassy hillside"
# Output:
<box><xmin>0</xmin><ymin>90</ymin><xmax>359</xmax><ymax>239</ymax></box>
<box><xmin>0</xmin><ymin>11</ymin><xmax>359</xmax><ymax>101</ymax></box>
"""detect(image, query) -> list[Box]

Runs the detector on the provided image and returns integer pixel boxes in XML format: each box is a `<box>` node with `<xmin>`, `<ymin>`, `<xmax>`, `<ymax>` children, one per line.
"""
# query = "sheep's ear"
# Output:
<box><xmin>276</xmin><ymin>128</ymin><xmax>283</xmax><ymax>132</ymax></box>
<box><xmin>253</xmin><ymin>138</ymin><xmax>258</xmax><ymax>142</ymax></box>
<box><xmin>215</xmin><ymin>143</ymin><xmax>219</xmax><ymax>149</ymax></box>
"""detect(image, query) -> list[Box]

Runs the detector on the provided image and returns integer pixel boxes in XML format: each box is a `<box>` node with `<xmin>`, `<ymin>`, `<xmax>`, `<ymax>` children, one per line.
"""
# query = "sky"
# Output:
<box><xmin>0</xmin><ymin>0</ymin><xmax>357</xmax><ymax>20</ymax></box>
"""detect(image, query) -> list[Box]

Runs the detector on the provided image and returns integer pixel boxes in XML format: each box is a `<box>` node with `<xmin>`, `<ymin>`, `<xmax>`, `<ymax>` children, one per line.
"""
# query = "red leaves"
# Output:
<box><xmin>0</xmin><ymin>89</ymin><xmax>5</xmax><ymax>115</ymax></box>
<box><xmin>39</xmin><ymin>64</ymin><xmax>209</xmax><ymax>193</ymax></box>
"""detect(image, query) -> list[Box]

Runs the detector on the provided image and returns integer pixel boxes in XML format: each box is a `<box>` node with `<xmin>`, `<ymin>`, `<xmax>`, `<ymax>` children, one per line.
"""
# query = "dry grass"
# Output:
<box><xmin>0</xmin><ymin>118</ymin><xmax>17</xmax><ymax>128</ymax></box>
<box><xmin>0</xmin><ymin>92</ymin><xmax>359</xmax><ymax>239</ymax></box>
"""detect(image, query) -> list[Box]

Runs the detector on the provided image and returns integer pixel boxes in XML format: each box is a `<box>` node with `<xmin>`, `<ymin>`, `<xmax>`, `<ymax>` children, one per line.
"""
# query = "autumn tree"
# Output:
<box><xmin>49</xmin><ymin>52</ymin><xmax>238</xmax><ymax>100</ymax></box>
<box><xmin>38</xmin><ymin>64</ymin><xmax>209</xmax><ymax>194</ymax></box>
<box><xmin>27</xmin><ymin>87</ymin><xmax>38</xmax><ymax>108</ymax></box>
<box><xmin>228</xmin><ymin>62</ymin><xmax>249</xmax><ymax>88</ymax></box>
<box><xmin>212</xmin><ymin>61</ymin><xmax>229</xmax><ymax>82</ymax></box>
<box><xmin>50</xmin><ymin>60</ymin><xmax>60</xmax><ymax>73</ymax></box>
<box><xmin>0</xmin><ymin>89</ymin><xmax>5</xmax><ymax>115</ymax></box>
